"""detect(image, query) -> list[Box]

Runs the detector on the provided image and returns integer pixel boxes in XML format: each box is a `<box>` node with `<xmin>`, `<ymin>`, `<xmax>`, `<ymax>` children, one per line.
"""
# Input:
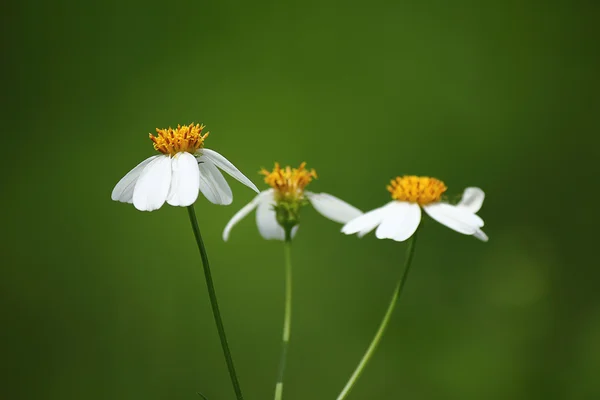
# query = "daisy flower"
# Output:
<box><xmin>223</xmin><ymin>162</ymin><xmax>362</xmax><ymax>241</ymax></box>
<box><xmin>342</xmin><ymin>175</ymin><xmax>488</xmax><ymax>242</ymax></box>
<box><xmin>222</xmin><ymin>163</ymin><xmax>362</xmax><ymax>400</ymax></box>
<box><xmin>111</xmin><ymin>123</ymin><xmax>259</xmax><ymax>211</ymax></box>
<box><xmin>336</xmin><ymin>176</ymin><xmax>488</xmax><ymax>400</ymax></box>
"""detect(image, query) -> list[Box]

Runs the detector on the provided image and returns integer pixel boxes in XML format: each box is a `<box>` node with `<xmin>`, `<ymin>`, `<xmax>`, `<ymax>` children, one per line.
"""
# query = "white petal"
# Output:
<box><xmin>255</xmin><ymin>191</ymin><xmax>299</xmax><ymax>241</ymax></box>
<box><xmin>198</xmin><ymin>160</ymin><xmax>233</xmax><ymax>205</ymax></box>
<box><xmin>111</xmin><ymin>155</ymin><xmax>160</xmax><ymax>203</ymax></box>
<box><xmin>457</xmin><ymin>187</ymin><xmax>485</xmax><ymax>213</ymax></box>
<box><xmin>473</xmin><ymin>229</ymin><xmax>489</xmax><ymax>242</ymax></box>
<box><xmin>166</xmin><ymin>152</ymin><xmax>200</xmax><ymax>207</ymax></box>
<box><xmin>200</xmin><ymin>148</ymin><xmax>259</xmax><ymax>193</ymax></box>
<box><xmin>306</xmin><ymin>192</ymin><xmax>363</xmax><ymax>224</ymax></box>
<box><xmin>255</xmin><ymin>192</ymin><xmax>285</xmax><ymax>241</ymax></box>
<box><xmin>375</xmin><ymin>202</ymin><xmax>421</xmax><ymax>242</ymax></box>
<box><xmin>132</xmin><ymin>156</ymin><xmax>172</xmax><ymax>211</ymax></box>
<box><xmin>423</xmin><ymin>203</ymin><xmax>484</xmax><ymax>235</ymax></box>
<box><xmin>341</xmin><ymin>203</ymin><xmax>390</xmax><ymax>236</ymax></box>
<box><xmin>222</xmin><ymin>191</ymin><xmax>270</xmax><ymax>241</ymax></box>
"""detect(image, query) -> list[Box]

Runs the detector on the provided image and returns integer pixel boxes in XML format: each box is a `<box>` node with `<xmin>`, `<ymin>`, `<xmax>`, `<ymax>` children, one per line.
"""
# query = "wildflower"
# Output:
<box><xmin>336</xmin><ymin>177</ymin><xmax>488</xmax><ymax>400</ymax></box>
<box><xmin>223</xmin><ymin>162</ymin><xmax>362</xmax><ymax>241</ymax></box>
<box><xmin>222</xmin><ymin>163</ymin><xmax>362</xmax><ymax>400</ymax></box>
<box><xmin>111</xmin><ymin>123</ymin><xmax>258</xmax><ymax>211</ymax></box>
<box><xmin>342</xmin><ymin>176</ymin><xmax>487</xmax><ymax>241</ymax></box>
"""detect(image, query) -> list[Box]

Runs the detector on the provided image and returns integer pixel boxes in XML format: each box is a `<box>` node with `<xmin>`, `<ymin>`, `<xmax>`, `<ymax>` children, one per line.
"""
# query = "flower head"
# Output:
<box><xmin>150</xmin><ymin>123</ymin><xmax>209</xmax><ymax>155</ymax></box>
<box><xmin>342</xmin><ymin>176</ymin><xmax>487</xmax><ymax>242</ymax></box>
<box><xmin>111</xmin><ymin>123</ymin><xmax>259</xmax><ymax>211</ymax></box>
<box><xmin>261</xmin><ymin>162</ymin><xmax>318</xmax><ymax>202</ymax></box>
<box><xmin>387</xmin><ymin>175</ymin><xmax>447</xmax><ymax>205</ymax></box>
<box><xmin>258</xmin><ymin>162</ymin><xmax>318</xmax><ymax>231</ymax></box>
<box><xmin>223</xmin><ymin>163</ymin><xmax>362</xmax><ymax>241</ymax></box>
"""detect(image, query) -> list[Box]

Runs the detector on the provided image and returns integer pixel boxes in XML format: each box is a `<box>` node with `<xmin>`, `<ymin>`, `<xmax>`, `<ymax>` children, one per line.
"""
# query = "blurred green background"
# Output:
<box><xmin>2</xmin><ymin>0</ymin><xmax>599</xmax><ymax>399</ymax></box>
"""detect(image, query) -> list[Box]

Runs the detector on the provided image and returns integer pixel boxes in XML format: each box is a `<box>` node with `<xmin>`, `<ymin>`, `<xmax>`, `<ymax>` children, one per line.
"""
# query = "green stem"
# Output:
<box><xmin>274</xmin><ymin>231</ymin><xmax>293</xmax><ymax>400</ymax></box>
<box><xmin>336</xmin><ymin>232</ymin><xmax>418</xmax><ymax>400</ymax></box>
<box><xmin>186</xmin><ymin>206</ymin><xmax>244</xmax><ymax>400</ymax></box>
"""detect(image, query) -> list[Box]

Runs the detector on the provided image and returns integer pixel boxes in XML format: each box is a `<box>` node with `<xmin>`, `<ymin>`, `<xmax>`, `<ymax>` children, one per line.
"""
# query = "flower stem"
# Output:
<box><xmin>336</xmin><ymin>232</ymin><xmax>418</xmax><ymax>400</ymax></box>
<box><xmin>274</xmin><ymin>231</ymin><xmax>293</xmax><ymax>400</ymax></box>
<box><xmin>186</xmin><ymin>206</ymin><xmax>244</xmax><ymax>400</ymax></box>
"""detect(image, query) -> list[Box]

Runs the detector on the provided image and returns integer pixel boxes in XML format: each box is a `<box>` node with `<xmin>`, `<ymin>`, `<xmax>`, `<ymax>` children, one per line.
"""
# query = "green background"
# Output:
<box><xmin>2</xmin><ymin>1</ymin><xmax>598</xmax><ymax>399</ymax></box>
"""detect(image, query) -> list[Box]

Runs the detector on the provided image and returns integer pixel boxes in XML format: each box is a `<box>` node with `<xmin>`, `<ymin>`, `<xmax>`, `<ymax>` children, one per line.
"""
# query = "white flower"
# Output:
<box><xmin>341</xmin><ymin>176</ymin><xmax>488</xmax><ymax>242</ymax></box>
<box><xmin>111</xmin><ymin>123</ymin><xmax>259</xmax><ymax>211</ymax></box>
<box><xmin>223</xmin><ymin>163</ymin><xmax>362</xmax><ymax>241</ymax></box>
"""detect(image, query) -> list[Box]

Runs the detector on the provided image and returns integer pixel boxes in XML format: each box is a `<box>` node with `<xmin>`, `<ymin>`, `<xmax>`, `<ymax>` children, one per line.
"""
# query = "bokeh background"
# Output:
<box><xmin>2</xmin><ymin>0</ymin><xmax>599</xmax><ymax>399</ymax></box>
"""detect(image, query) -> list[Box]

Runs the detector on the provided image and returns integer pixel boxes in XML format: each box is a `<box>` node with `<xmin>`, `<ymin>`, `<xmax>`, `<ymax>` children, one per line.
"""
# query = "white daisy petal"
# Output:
<box><xmin>423</xmin><ymin>203</ymin><xmax>484</xmax><ymax>235</ymax></box>
<box><xmin>223</xmin><ymin>190</ymin><xmax>271</xmax><ymax>241</ymax></box>
<box><xmin>457</xmin><ymin>187</ymin><xmax>485</xmax><ymax>213</ymax></box>
<box><xmin>255</xmin><ymin>192</ymin><xmax>299</xmax><ymax>241</ymax></box>
<box><xmin>167</xmin><ymin>152</ymin><xmax>200</xmax><ymax>207</ymax></box>
<box><xmin>132</xmin><ymin>155</ymin><xmax>172</xmax><ymax>211</ymax></box>
<box><xmin>306</xmin><ymin>192</ymin><xmax>363</xmax><ymax>224</ymax></box>
<box><xmin>198</xmin><ymin>159</ymin><xmax>233</xmax><ymax>205</ymax></box>
<box><xmin>255</xmin><ymin>193</ymin><xmax>285</xmax><ymax>241</ymax></box>
<box><xmin>353</xmin><ymin>208</ymin><xmax>391</xmax><ymax>237</ymax></box>
<box><xmin>111</xmin><ymin>155</ymin><xmax>160</xmax><ymax>203</ymax></box>
<box><xmin>473</xmin><ymin>229</ymin><xmax>489</xmax><ymax>242</ymax></box>
<box><xmin>375</xmin><ymin>202</ymin><xmax>421</xmax><ymax>242</ymax></box>
<box><xmin>341</xmin><ymin>203</ymin><xmax>391</xmax><ymax>236</ymax></box>
<box><xmin>200</xmin><ymin>148</ymin><xmax>259</xmax><ymax>193</ymax></box>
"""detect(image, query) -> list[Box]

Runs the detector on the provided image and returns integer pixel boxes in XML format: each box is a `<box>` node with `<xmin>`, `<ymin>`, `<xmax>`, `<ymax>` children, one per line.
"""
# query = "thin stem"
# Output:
<box><xmin>186</xmin><ymin>206</ymin><xmax>244</xmax><ymax>400</ymax></box>
<box><xmin>274</xmin><ymin>231</ymin><xmax>293</xmax><ymax>400</ymax></box>
<box><xmin>336</xmin><ymin>232</ymin><xmax>418</xmax><ymax>400</ymax></box>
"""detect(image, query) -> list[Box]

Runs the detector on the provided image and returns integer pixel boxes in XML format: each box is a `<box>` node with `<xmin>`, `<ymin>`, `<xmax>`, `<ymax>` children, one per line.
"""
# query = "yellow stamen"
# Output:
<box><xmin>149</xmin><ymin>123</ymin><xmax>209</xmax><ymax>156</ymax></box>
<box><xmin>260</xmin><ymin>162</ymin><xmax>317</xmax><ymax>201</ymax></box>
<box><xmin>387</xmin><ymin>175</ymin><xmax>447</xmax><ymax>205</ymax></box>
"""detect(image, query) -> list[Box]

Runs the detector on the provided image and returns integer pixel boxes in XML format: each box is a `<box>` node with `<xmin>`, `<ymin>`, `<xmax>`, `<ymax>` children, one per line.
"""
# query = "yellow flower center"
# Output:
<box><xmin>260</xmin><ymin>162</ymin><xmax>317</xmax><ymax>202</ymax></box>
<box><xmin>387</xmin><ymin>175</ymin><xmax>447</xmax><ymax>205</ymax></box>
<box><xmin>149</xmin><ymin>123</ymin><xmax>209</xmax><ymax>156</ymax></box>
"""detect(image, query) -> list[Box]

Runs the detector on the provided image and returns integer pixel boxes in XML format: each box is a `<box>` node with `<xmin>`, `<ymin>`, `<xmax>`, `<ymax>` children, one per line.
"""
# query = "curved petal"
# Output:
<box><xmin>111</xmin><ymin>155</ymin><xmax>159</xmax><ymax>203</ymax></box>
<box><xmin>198</xmin><ymin>160</ymin><xmax>233</xmax><ymax>205</ymax></box>
<box><xmin>306</xmin><ymin>192</ymin><xmax>363</xmax><ymax>224</ymax></box>
<box><xmin>457</xmin><ymin>187</ymin><xmax>485</xmax><ymax>213</ymax></box>
<box><xmin>222</xmin><ymin>190</ymin><xmax>270</xmax><ymax>241</ymax></box>
<box><xmin>341</xmin><ymin>203</ymin><xmax>391</xmax><ymax>237</ymax></box>
<box><xmin>167</xmin><ymin>152</ymin><xmax>200</xmax><ymax>207</ymax></box>
<box><xmin>132</xmin><ymin>155</ymin><xmax>172</xmax><ymax>211</ymax></box>
<box><xmin>200</xmin><ymin>148</ymin><xmax>259</xmax><ymax>193</ymax></box>
<box><xmin>423</xmin><ymin>203</ymin><xmax>484</xmax><ymax>235</ymax></box>
<box><xmin>375</xmin><ymin>202</ymin><xmax>421</xmax><ymax>242</ymax></box>
<box><xmin>255</xmin><ymin>192</ymin><xmax>284</xmax><ymax>240</ymax></box>
<box><xmin>255</xmin><ymin>191</ymin><xmax>299</xmax><ymax>241</ymax></box>
<box><xmin>473</xmin><ymin>229</ymin><xmax>489</xmax><ymax>242</ymax></box>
